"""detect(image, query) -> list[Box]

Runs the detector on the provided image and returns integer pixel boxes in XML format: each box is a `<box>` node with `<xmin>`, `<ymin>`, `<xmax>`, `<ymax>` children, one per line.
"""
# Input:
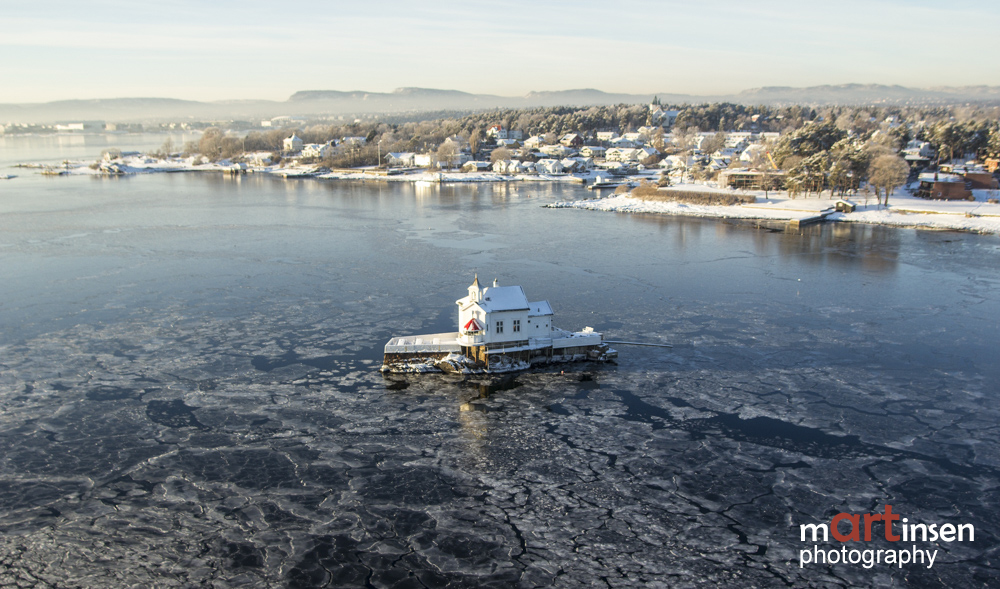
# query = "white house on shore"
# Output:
<box><xmin>283</xmin><ymin>134</ymin><xmax>304</xmax><ymax>153</ymax></box>
<box><xmin>301</xmin><ymin>141</ymin><xmax>335</xmax><ymax>159</ymax></box>
<box><xmin>386</xmin><ymin>152</ymin><xmax>416</xmax><ymax>167</ymax></box>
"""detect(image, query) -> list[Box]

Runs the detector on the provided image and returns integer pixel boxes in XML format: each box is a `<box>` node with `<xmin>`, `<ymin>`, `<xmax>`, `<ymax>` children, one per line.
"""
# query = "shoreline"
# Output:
<box><xmin>16</xmin><ymin>154</ymin><xmax>1000</xmax><ymax>235</ymax></box>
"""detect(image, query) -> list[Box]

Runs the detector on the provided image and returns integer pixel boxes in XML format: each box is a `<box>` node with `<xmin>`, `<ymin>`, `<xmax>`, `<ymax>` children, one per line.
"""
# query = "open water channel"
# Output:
<box><xmin>1</xmin><ymin>136</ymin><xmax>998</xmax><ymax>587</ymax></box>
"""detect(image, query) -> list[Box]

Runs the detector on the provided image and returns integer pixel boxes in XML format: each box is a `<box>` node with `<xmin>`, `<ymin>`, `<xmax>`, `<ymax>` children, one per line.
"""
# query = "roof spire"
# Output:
<box><xmin>471</xmin><ymin>273</ymin><xmax>480</xmax><ymax>288</ymax></box>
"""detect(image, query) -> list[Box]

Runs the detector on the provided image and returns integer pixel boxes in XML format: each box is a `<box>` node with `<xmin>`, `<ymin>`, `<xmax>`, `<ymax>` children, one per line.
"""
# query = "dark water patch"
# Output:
<box><xmin>615</xmin><ymin>390</ymin><xmax>997</xmax><ymax>480</ymax></box>
<box><xmin>355</xmin><ymin>467</ymin><xmax>468</xmax><ymax>506</ymax></box>
<box><xmin>548</xmin><ymin>403</ymin><xmax>571</xmax><ymax>416</ymax></box>
<box><xmin>252</xmin><ymin>351</ymin><xmax>340</xmax><ymax>373</ymax></box>
<box><xmin>472</xmin><ymin>375</ymin><xmax>521</xmax><ymax>396</ymax></box>
<box><xmin>709</xmin><ymin>413</ymin><xmax>864</xmax><ymax>456</ymax></box>
<box><xmin>112</xmin><ymin>349</ymin><xmax>137</xmax><ymax>360</ymax></box>
<box><xmin>384</xmin><ymin>379</ymin><xmax>409</xmax><ymax>391</ymax></box>
<box><xmin>224</xmin><ymin>541</ymin><xmax>264</xmax><ymax>569</ymax></box>
<box><xmin>170</xmin><ymin>449</ymin><xmax>299</xmax><ymax>491</ymax></box>
<box><xmin>86</xmin><ymin>385</ymin><xmax>149</xmax><ymax>401</ymax></box>
<box><xmin>0</xmin><ymin>480</ymin><xmax>82</xmax><ymax>513</ymax></box>
<box><xmin>145</xmin><ymin>399</ymin><xmax>208</xmax><ymax>429</ymax></box>
<box><xmin>286</xmin><ymin>535</ymin><xmax>369</xmax><ymax>589</ymax></box>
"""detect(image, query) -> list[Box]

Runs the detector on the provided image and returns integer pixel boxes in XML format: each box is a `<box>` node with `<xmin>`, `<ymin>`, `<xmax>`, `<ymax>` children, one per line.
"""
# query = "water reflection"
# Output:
<box><xmin>777</xmin><ymin>222</ymin><xmax>900</xmax><ymax>272</ymax></box>
<box><xmin>625</xmin><ymin>212</ymin><xmax>900</xmax><ymax>273</ymax></box>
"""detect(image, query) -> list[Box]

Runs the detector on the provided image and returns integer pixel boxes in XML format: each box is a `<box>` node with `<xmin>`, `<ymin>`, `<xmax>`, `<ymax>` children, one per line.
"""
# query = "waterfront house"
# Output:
<box><xmin>457</xmin><ymin>277</ymin><xmax>553</xmax><ymax>349</ymax></box>
<box><xmin>301</xmin><ymin>141</ymin><xmax>335</xmax><ymax>159</ymax></box>
<box><xmin>283</xmin><ymin>134</ymin><xmax>304</xmax><ymax>153</ymax></box>
<box><xmin>386</xmin><ymin>152</ymin><xmax>416</xmax><ymax>167</ymax></box>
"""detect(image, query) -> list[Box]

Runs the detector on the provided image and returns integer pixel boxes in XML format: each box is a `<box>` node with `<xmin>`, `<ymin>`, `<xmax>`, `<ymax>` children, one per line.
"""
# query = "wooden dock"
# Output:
<box><xmin>787</xmin><ymin>210</ymin><xmax>834</xmax><ymax>230</ymax></box>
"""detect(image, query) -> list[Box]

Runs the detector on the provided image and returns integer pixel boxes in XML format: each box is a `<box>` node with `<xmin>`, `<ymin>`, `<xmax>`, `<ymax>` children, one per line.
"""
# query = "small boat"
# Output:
<box><xmin>381</xmin><ymin>276</ymin><xmax>617</xmax><ymax>373</ymax></box>
<box><xmin>0</xmin><ymin>174</ymin><xmax>16</xmax><ymax>180</ymax></box>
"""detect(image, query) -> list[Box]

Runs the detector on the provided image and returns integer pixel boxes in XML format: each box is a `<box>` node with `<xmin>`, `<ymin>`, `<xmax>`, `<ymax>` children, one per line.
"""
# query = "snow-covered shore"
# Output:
<box><xmin>26</xmin><ymin>154</ymin><xmax>1000</xmax><ymax>234</ymax></box>
<box><xmin>548</xmin><ymin>184</ymin><xmax>1000</xmax><ymax>234</ymax></box>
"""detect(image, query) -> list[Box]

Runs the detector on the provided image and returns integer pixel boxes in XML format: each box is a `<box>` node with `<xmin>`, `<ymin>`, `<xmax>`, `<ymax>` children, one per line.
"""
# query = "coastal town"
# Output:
<box><xmin>6</xmin><ymin>100</ymin><xmax>1000</xmax><ymax>233</ymax></box>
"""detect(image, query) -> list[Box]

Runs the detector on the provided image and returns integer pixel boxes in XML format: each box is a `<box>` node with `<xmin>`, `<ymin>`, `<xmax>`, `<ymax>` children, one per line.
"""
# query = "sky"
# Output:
<box><xmin>2</xmin><ymin>0</ymin><xmax>999</xmax><ymax>104</ymax></box>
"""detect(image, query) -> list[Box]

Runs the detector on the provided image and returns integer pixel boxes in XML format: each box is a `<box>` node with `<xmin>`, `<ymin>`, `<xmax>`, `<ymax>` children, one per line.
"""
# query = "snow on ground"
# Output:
<box><xmin>550</xmin><ymin>183</ymin><xmax>1000</xmax><ymax>234</ymax></box>
<box><xmin>42</xmin><ymin>155</ymin><xmax>1000</xmax><ymax>234</ymax></box>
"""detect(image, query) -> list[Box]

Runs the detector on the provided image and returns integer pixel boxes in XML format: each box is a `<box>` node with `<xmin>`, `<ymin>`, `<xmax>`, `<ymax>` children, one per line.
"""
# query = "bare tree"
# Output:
<box><xmin>469</xmin><ymin>129</ymin><xmax>481</xmax><ymax>157</ymax></box>
<box><xmin>437</xmin><ymin>142</ymin><xmax>458</xmax><ymax>170</ymax></box>
<box><xmin>490</xmin><ymin>147</ymin><xmax>512</xmax><ymax>163</ymax></box>
<box><xmin>868</xmin><ymin>154</ymin><xmax>909</xmax><ymax>206</ymax></box>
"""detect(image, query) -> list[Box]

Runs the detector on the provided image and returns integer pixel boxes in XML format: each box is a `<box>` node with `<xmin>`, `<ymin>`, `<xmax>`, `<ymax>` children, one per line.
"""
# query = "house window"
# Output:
<box><xmin>513</xmin><ymin>319</ymin><xmax>520</xmax><ymax>332</ymax></box>
<box><xmin>496</xmin><ymin>321</ymin><xmax>503</xmax><ymax>334</ymax></box>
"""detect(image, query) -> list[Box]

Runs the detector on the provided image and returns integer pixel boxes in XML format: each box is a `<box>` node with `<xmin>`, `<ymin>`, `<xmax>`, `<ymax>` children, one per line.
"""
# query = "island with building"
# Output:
<box><xmin>381</xmin><ymin>277</ymin><xmax>616</xmax><ymax>373</ymax></box>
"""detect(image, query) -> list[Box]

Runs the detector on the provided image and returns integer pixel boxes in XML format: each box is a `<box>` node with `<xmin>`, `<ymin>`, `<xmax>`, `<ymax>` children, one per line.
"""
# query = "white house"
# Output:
<box><xmin>649</xmin><ymin>107</ymin><xmax>680</xmax><ymax>127</ymax></box>
<box><xmin>283</xmin><ymin>134</ymin><xmax>304</xmax><ymax>153</ymax></box>
<box><xmin>386</xmin><ymin>152</ymin><xmax>416</xmax><ymax>167</ymax></box>
<box><xmin>487</xmin><ymin>125</ymin><xmax>523</xmax><ymax>141</ymax></box>
<box><xmin>462</xmin><ymin>161</ymin><xmax>492</xmax><ymax>173</ymax></box>
<box><xmin>301</xmin><ymin>141</ymin><xmax>335</xmax><ymax>159</ymax></box>
<box><xmin>725</xmin><ymin>132</ymin><xmax>753</xmax><ymax>149</ymax></box>
<box><xmin>579</xmin><ymin>146</ymin><xmax>607</xmax><ymax>159</ymax></box>
<box><xmin>456</xmin><ymin>277</ymin><xmax>553</xmax><ymax>347</ymax></box>
<box><xmin>535</xmin><ymin>159</ymin><xmax>565</xmax><ymax>174</ymax></box>
<box><xmin>711</xmin><ymin>147</ymin><xmax>740</xmax><ymax>161</ymax></box>
<box><xmin>609</xmin><ymin>137</ymin><xmax>640</xmax><ymax>149</ymax></box>
<box><xmin>248</xmin><ymin>152</ymin><xmax>273</xmax><ymax>167</ymax></box>
<box><xmin>635</xmin><ymin>146</ymin><xmax>659</xmax><ymax>162</ymax></box>
<box><xmin>523</xmin><ymin>135</ymin><xmax>546</xmax><ymax>148</ymax></box>
<box><xmin>596</xmin><ymin>131</ymin><xmax>618</xmax><ymax>143</ymax></box>
<box><xmin>661</xmin><ymin>154</ymin><xmax>699</xmax><ymax>170</ymax></box>
<box><xmin>341</xmin><ymin>136</ymin><xmax>367</xmax><ymax>147</ymax></box>
<box><xmin>606</xmin><ymin>147</ymin><xmax>638</xmax><ymax>162</ymax></box>
<box><xmin>902</xmin><ymin>140</ymin><xmax>935</xmax><ymax>159</ymax></box>
<box><xmin>739</xmin><ymin>144</ymin><xmax>767</xmax><ymax>163</ymax></box>
<box><xmin>540</xmin><ymin>144</ymin><xmax>574</xmax><ymax>158</ymax></box>
<box><xmin>562</xmin><ymin>157</ymin><xmax>593</xmax><ymax>171</ymax></box>
<box><xmin>492</xmin><ymin>159</ymin><xmax>521</xmax><ymax>174</ymax></box>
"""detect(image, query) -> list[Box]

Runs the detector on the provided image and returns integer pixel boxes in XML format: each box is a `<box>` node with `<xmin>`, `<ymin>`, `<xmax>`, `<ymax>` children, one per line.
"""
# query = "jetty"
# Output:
<box><xmin>381</xmin><ymin>276</ymin><xmax>617</xmax><ymax>373</ymax></box>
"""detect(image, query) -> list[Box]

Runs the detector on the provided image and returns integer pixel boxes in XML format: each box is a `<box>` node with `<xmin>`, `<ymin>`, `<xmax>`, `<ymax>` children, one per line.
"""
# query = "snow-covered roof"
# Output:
<box><xmin>479</xmin><ymin>285</ymin><xmax>529</xmax><ymax>312</ymax></box>
<box><xmin>919</xmin><ymin>172</ymin><xmax>963</xmax><ymax>183</ymax></box>
<box><xmin>528</xmin><ymin>301</ymin><xmax>553</xmax><ymax>316</ymax></box>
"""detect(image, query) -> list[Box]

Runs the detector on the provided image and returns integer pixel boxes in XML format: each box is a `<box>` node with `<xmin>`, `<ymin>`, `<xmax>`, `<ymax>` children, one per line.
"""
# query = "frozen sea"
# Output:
<box><xmin>1</xmin><ymin>136</ymin><xmax>999</xmax><ymax>587</ymax></box>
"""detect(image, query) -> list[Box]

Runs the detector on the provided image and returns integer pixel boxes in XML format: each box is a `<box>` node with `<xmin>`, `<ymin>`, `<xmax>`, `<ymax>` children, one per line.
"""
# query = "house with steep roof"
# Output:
<box><xmin>283</xmin><ymin>134</ymin><xmax>304</xmax><ymax>153</ymax></box>
<box><xmin>457</xmin><ymin>277</ymin><xmax>553</xmax><ymax>347</ymax></box>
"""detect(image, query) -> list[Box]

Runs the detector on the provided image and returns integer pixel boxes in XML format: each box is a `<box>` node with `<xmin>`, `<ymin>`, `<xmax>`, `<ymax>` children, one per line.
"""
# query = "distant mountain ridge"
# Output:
<box><xmin>3</xmin><ymin>84</ymin><xmax>999</xmax><ymax>124</ymax></box>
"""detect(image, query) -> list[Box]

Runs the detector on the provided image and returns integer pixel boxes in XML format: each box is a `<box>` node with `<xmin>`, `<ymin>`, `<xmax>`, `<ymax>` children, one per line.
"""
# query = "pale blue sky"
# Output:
<box><xmin>2</xmin><ymin>0</ymin><xmax>998</xmax><ymax>103</ymax></box>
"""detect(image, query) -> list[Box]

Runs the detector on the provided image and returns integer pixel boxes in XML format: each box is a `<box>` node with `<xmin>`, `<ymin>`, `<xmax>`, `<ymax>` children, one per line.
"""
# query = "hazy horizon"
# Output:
<box><xmin>4</xmin><ymin>0</ymin><xmax>999</xmax><ymax>104</ymax></box>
